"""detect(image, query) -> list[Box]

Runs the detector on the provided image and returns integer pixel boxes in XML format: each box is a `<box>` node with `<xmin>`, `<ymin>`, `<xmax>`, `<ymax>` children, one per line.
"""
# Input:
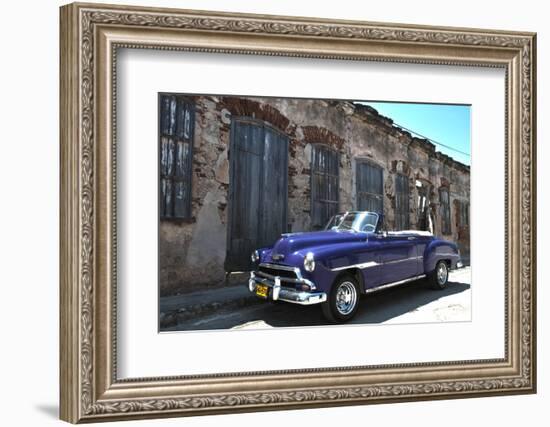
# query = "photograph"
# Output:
<box><xmin>56</xmin><ymin>2</ymin><xmax>536</xmax><ymax>422</ymax></box>
<box><xmin>158</xmin><ymin>94</ymin><xmax>471</xmax><ymax>331</ymax></box>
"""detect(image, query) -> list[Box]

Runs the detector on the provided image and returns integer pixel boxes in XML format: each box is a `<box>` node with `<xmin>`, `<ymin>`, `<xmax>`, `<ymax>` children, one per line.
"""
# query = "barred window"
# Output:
<box><xmin>356</xmin><ymin>160</ymin><xmax>383</xmax><ymax>214</ymax></box>
<box><xmin>439</xmin><ymin>188</ymin><xmax>451</xmax><ymax>235</ymax></box>
<box><xmin>159</xmin><ymin>95</ymin><xmax>195</xmax><ymax>219</ymax></box>
<box><xmin>395</xmin><ymin>174</ymin><xmax>410</xmax><ymax>230</ymax></box>
<box><xmin>311</xmin><ymin>145</ymin><xmax>339</xmax><ymax>229</ymax></box>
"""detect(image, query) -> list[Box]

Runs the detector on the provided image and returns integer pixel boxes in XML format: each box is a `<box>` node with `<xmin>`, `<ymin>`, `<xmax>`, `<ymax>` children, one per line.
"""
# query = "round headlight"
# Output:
<box><xmin>303</xmin><ymin>252</ymin><xmax>315</xmax><ymax>272</ymax></box>
<box><xmin>251</xmin><ymin>250</ymin><xmax>260</xmax><ymax>263</ymax></box>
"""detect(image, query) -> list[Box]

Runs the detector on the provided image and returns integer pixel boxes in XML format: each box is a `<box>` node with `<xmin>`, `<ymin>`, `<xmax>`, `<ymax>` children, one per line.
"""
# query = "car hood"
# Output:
<box><xmin>270</xmin><ymin>230</ymin><xmax>366</xmax><ymax>257</ymax></box>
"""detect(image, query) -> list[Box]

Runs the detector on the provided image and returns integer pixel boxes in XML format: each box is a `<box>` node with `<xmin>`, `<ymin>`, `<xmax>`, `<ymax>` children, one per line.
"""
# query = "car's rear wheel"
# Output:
<box><xmin>321</xmin><ymin>275</ymin><xmax>360</xmax><ymax>323</ymax></box>
<box><xmin>428</xmin><ymin>260</ymin><xmax>449</xmax><ymax>290</ymax></box>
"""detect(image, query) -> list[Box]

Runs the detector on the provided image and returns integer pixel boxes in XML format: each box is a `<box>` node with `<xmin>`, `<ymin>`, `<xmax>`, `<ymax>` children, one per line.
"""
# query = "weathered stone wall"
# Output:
<box><xmin>159</xmin><ymin>95</ymin><xmax>470</xmax><ymax>296</ymax></box>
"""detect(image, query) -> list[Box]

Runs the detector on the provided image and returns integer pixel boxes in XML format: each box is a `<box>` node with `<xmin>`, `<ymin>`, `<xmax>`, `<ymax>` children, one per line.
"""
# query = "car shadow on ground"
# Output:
<box><xmin>352</xmin><ymin>280</ymin><xmax>470</xmax><ymax>324</ymax></box>
<box><xmin>255</xmin><ymin>279</ymin><xmax>471</xmax><ymax>328</ymax></box>
<box><xmin>165</xmin><ymin>276</ymin><xmax>471</xmax><ymax>331</ymax></box>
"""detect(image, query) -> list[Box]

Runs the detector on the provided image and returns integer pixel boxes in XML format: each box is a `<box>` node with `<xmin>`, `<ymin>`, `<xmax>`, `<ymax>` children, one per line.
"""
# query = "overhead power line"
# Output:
<box><xmin>391</xmin><ymin>122</ymin><xmax>471</xmax><ymax>158</ymax></box>
<box><xmin>355</xmin><ymin>101</ymin><xmax>471</xmax><ymax>158</ymax></box>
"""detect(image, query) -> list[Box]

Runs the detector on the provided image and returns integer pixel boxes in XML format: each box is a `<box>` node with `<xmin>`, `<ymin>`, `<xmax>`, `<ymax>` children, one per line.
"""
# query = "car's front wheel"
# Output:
<box><xmin>428</xmin><ymin>260</ymin><xmax>449</xmax><ymax>290</ymax></box>
<box><xmin>321</xmin><ymin>275</ymin><xmax>360</xmax><ymax>323</ymax></box>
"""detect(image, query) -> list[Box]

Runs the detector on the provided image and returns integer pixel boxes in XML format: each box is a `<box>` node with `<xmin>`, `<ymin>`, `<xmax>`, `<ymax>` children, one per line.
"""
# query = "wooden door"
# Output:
<box><xmin>311</xmin><ymin>145</ymin><xmax>340</xmax><ymax>230</ymax></box>
<box><xmin>225</xmin><ymin>117</ymin><xmax>289</xmax><ymax>272</ymax></box>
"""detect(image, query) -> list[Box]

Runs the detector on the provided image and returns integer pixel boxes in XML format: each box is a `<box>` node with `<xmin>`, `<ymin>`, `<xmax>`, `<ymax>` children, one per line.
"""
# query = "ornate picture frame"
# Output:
<box><xmin>59</xmin><ymin>2</ymin><xmax>536</xmax><ymax>423</ymax></box>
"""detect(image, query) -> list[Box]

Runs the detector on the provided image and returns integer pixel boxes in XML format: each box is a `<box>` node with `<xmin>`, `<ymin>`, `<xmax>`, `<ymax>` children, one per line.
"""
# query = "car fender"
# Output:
<box><xmin>423</xmin><ymin>239</ymin><xmax>459</xmax><ymax>273</ymax></box>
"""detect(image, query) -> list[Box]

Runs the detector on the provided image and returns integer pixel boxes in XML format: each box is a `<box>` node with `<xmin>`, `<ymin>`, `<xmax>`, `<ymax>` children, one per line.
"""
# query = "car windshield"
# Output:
<box><xmin>326</xmin><ymin>212</ymin><xmax>379</xmax><ymax>233</ymax></box>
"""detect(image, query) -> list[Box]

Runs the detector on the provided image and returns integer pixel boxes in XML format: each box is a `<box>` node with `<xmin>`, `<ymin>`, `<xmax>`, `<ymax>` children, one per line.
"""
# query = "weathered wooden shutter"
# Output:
<box><xmin>460</xmin><ymin>201</ymin><xmax>469</xmax><ymax>226</ymax></box>
<box><xmin>311</xmin><ymin>145</ymin><xmax>339</xmax><ymax>230</ymax></box>
<box><xmin>259</xmin><ymin>126</ymin><xmax>289</xmax><ymax>248</ymax></box>
<box><xmin>439</xmin><ymin>188</ymin><xmax>451</xmax><ymax>235</ymax></box>
<box><xmin>356</xmin><ymin>161</ymin><xmax>383</xmax><ymax>214</ymax></box>
<box><xmin>455</xmin><ymin>200</ymin><xmax>469</xmax><ymax>228</ymax></box>
<box><xmin>226</xmin><ymin>120</ymin><xmax>263</xmax><ymax>271</ymax></box>
<box><xmin>226</xmin><ymin>118</ymin><xmax>289</xmax><ymax>271</ymax></box>
<box><xmin>395</xmin><ymin>174</ymin><xmax>410</xmax><ymax>230</ymax></box>
<box><xmin>159</xmin><ymin>95</ymin><xmax>194</xmax><ymax>219</ymax></box>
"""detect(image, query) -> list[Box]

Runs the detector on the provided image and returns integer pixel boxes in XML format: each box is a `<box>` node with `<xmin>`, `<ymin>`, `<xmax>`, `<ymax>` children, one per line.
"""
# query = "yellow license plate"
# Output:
<box><xmin>255</xmin><ymin>284</ymin><xmax>269</xmax><ymax>298</ymax></box>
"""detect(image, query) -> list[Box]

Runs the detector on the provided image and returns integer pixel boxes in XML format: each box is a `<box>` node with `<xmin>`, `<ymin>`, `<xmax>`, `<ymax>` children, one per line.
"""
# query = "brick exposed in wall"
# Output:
<box><xmin>301</xmin><ymin>126</ymin><xmax>346</xmax><ymax>150</ymax></box>
<box><xmin>220</xmin><ymin>97</ymin><xmax>290</xmax><ymax>131</ymax></box>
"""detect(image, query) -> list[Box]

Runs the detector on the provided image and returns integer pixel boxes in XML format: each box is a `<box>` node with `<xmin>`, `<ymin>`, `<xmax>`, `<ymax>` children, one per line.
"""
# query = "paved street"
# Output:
<box><xmin>163</xmin><ymin>267</ymin><xmax>471</xmax><ymax>332</ymax></box>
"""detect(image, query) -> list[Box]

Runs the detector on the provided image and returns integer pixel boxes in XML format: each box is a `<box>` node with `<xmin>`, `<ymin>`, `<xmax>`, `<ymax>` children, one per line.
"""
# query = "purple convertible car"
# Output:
<box><xmin>249</xmin><ymin>211</ymin><xmax>462</xmax><ymax>322</ymax></box>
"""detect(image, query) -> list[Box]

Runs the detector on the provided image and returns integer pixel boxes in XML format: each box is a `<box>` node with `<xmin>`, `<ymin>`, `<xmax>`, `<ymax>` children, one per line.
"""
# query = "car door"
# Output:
<box><xmin>373</xmin><ymin>233</ymin><xmax>418</xmax><ymax>285</ymax></box>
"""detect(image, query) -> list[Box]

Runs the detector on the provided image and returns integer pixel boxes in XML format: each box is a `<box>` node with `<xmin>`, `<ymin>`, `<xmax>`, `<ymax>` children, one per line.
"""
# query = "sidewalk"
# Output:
<box><xmin>159</xmin><ymin>282</ymin><xmax>259</xmax><ymax>329</ymax></box>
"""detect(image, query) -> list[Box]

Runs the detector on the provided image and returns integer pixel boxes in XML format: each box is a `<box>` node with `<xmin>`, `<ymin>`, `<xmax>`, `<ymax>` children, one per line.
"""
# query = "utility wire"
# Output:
<box><xmin>355</xmin><ymin>101</ymin><xmax>471</xmax><ymax>158</ymax></box>
<box><xmin>393</xmin><ymin>122</ymin><xmax>471</xmax><ymax>158</ymax></box>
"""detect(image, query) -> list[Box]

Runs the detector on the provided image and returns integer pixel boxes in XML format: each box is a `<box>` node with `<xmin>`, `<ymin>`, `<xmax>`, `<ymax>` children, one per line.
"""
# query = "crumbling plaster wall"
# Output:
<box><xmin>159</xmin><ymin>96</ymin><xmax>470</xmax><ymax>296</ymax></box>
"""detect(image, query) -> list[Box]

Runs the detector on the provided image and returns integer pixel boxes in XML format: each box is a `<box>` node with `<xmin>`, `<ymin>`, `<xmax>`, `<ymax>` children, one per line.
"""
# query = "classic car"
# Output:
<box><xmin>248</xmin><ymin>211</ymin><xmax>463</xmax><ymax>322</ymax></box>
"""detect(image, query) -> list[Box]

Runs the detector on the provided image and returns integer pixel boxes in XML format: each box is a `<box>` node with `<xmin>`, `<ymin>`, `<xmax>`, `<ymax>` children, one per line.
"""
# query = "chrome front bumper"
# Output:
<box><xmin>249</xmin><ymin>271</ymin><xmax>327</xmax><ymax>305</ymax></box>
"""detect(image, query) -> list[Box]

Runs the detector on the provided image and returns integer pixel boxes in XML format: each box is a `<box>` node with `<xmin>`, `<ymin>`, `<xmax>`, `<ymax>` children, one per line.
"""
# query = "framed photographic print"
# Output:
<box><xmin>59</xmin><ymin>2</ymin><xmax>537</xmax><ymax>423</ymax></box>
<box><xmin>157</xmin><ymin>93</ymin><xmax>472</xmax><ymax>331</ymax></box>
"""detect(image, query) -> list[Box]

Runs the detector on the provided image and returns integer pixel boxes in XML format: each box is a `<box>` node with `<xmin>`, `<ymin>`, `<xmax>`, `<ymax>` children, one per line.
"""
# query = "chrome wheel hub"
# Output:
<box><xmin>437</xmin><ymin>263</ymin><xmax>448</xmax><ymax>285</ymax></box>
<box><xmin>335</xmin><ymin>281</ymin><xmax>357</xmax><ymax>315</ymax></box>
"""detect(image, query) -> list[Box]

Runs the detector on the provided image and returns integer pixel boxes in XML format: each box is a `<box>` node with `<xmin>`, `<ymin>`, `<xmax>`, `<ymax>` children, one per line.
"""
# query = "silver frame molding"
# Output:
<box><xmin>60</xmin><ymin>2</ymin><xmax>537</xmax><ymax>423</ymax></box>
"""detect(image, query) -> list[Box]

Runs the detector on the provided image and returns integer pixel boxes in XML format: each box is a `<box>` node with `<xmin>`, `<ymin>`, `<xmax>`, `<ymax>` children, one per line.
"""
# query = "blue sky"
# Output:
<box><xmin>358</xmin><ymin>101</ymin><xmax>471</xmax><ymax>166</ymax></box>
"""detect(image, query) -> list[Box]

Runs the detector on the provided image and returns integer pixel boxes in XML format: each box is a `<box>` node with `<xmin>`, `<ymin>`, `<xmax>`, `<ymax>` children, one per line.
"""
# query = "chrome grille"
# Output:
<box><xmin>258</xmin><ymin>265</ymin><xmax>298</xmax><ymax>280</ymax></box>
